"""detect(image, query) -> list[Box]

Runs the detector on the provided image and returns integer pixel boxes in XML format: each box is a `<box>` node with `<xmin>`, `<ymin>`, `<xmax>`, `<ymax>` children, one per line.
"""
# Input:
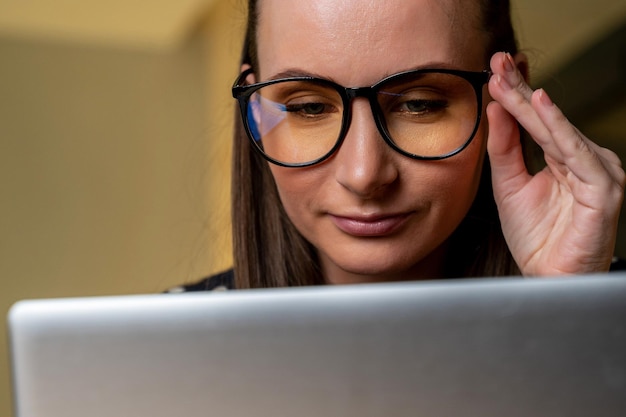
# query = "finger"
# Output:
<box><xmin>531</xmin><ymin>89</ymin><xmax>624</xmax><ymax>186</ymax></box>
<box><xmin>486</xmin><ymin>100</ymin><xmax>531</xmax><ymax>201</ymax></box>
<box><xmin>489</xmin><ymin>53</ymin><xmax>626</xmax><ymax>191</ymax></box>
<box><xmin>586</xmin><ymin>138</ymin><xmax>623</xmax><ymax>171</ymax></box>
<box><xmin>490</xmin><ymin>52</ymin><xmax>533</xmax><ymax>102</ymax></box>
<box><xmin>488</xmin><ymin>71</ymin><xmax>561</xmax><ymax>160</ymax></box>
<box><xmin>573</xmin><ymin>125</ymin><xmax>625</xmax><ymax>187</ymax></box>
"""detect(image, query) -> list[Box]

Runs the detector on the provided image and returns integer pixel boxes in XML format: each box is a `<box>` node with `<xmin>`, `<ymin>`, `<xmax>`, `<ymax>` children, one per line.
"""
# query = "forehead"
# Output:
<box><xmin>255</xmin><ymin>0</ymin><xmax>486</xmax><ymax>84</ymax></box>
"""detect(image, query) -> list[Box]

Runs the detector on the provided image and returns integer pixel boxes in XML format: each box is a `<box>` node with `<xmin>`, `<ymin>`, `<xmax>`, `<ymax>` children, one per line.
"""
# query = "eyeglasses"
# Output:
<box><xmin>232</xmin><ymin>68</ymin><xmax>491</xmax><ymax>167</ymax></box>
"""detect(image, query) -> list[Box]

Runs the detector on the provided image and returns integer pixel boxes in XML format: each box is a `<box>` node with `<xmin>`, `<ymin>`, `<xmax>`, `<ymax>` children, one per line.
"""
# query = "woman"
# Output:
<box><xmin>179</xmin><ymin>0</ymin><xmax>625</xmax><ymax>292</ymax></box>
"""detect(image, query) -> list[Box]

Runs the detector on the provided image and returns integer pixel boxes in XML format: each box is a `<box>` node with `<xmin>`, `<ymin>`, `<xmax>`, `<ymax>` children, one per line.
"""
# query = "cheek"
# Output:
<box><xmin>268</xmin><ymin>164</ymin><xmax>325</xmax><ymax>223</ymax></box>
<box><xmin>426</xmin><ymin>124</ymin><xmax>487</xmax><ymax>216</ymax></box>
<box><xmin>459</xmin><ymin>123</ymin><xmax>487</xmax><ymax>192</ymax></box>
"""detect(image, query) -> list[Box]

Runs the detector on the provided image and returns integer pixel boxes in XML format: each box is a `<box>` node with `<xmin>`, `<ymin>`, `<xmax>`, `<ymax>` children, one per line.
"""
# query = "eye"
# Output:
<box><xmin>285</xmin><ymin>102</ymin><xmax>330</xmax><ymax>116</ymax></box>
<box><xmin>377</xmin><ymin>88</ymin><xmax>450</xmax><ymax>118</ymax></box>
<box><xmin>399</xmin><ymin>99</ymin><xmax>448</xmax><ymax>114</ymax></box>
<box><xmin>284</xmin><ymin>95</ymin><xmax>340</xmax><ymax>120</ymax></box>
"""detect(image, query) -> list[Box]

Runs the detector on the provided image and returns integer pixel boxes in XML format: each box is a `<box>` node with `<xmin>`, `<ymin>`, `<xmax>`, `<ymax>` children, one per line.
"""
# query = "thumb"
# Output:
<box><xmin>486</xmin><ymin>100</ymin><xmax>530</xmax><ymax>200</ymax></box>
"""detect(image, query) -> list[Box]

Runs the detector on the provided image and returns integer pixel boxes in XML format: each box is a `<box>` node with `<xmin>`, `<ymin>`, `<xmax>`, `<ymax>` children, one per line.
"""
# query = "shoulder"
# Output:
<box><xmin>166</xmin><ymin>269</ymin><xmax>235</xmax><ymax>293</ymax></box>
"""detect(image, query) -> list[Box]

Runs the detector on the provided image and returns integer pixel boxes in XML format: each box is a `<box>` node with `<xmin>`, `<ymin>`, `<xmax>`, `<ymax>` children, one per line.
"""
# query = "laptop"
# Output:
<box><xmin>7</xmin><ymin>274</ymin><xmax>626</xmax><ymax>417</ymax></box>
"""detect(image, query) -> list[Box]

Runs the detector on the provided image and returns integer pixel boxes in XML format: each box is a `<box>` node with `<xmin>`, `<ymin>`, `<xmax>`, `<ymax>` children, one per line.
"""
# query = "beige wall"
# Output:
<box><xmin>0</xmin><ymin>1</ymin><xmax>242</xmax><ymax>414</ymax></box>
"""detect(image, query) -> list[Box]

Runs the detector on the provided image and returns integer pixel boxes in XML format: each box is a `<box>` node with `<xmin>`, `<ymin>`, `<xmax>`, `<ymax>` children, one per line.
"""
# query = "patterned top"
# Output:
<box><xmin>168</xmin><ymin>258</ymin><xmax>626</xmax><ymax>293</ymax></box>
<box><xmin>167</xmin><ymin>269</ymin><xmax>235</xmax><ymax>293</ymax></box>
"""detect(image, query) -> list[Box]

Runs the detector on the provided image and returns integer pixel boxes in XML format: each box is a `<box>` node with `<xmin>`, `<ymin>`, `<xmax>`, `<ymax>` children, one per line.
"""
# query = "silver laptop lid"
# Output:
<box><xmin>8</xmin><ymin>274</ymin><xmax>626</xmax><ymax>417</ymax></box>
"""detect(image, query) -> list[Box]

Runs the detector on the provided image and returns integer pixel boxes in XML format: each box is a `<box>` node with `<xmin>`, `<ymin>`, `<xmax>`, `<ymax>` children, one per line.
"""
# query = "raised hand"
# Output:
<box><xmin>486</xmin><ymin>52</ymin><xmax>625</xmax><ymax>276</ymax></box>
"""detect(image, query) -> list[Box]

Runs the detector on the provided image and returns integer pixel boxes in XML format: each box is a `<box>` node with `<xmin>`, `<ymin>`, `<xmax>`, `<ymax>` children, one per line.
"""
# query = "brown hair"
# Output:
<box><xmin>232</xmin><ymin>0</ymin><xmax>521</xmax><ymax>289</ymax></box>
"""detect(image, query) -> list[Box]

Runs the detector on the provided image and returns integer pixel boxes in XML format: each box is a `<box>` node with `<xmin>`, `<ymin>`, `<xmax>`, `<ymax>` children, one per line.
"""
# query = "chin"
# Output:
<box><xmin>322</xmin><ymin>252</ymin><xmax>432</xmax><ymax>284</ymax></box>
<box><xmin>318</xmin><ymin>236</ymin><xmax>449</xmax><ymax>284</ymax></box>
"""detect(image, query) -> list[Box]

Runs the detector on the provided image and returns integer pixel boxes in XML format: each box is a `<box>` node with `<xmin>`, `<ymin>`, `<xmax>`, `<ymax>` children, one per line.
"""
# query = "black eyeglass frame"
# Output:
<box><xmin>232</xmin><ymin>67</ymin><xmax>492</xmax><ymax>168</ymax></box>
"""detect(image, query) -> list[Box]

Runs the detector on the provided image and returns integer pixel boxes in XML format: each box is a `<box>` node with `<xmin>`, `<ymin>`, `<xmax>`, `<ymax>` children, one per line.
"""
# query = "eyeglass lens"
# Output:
<box><xmin>245</xmin><ymin>72</ymin><xmax>480</xmax><ymax>165</ymax></box>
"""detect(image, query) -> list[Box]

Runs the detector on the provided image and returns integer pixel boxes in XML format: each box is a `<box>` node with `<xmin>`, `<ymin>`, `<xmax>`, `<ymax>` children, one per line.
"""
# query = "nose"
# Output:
<box><xmin>334</xmin><ymin>98</ymin><xmax>399</xmax><ymax>198</ymax></box>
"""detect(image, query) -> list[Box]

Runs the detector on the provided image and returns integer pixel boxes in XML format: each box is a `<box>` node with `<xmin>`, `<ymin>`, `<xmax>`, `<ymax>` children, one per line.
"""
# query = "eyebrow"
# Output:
<box><xmin>265</xmin><ymin>62</ymin><xmax>473</xmax><ymax>84</ymax></box>
<box><xmin>266</xmin><ymin>69</ymin><xmax>331</xmax><ymax>81</ymax></box>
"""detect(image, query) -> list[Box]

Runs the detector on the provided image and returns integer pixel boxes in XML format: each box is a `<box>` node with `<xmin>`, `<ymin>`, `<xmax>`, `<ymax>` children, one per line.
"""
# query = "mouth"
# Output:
<box><xmin>329</xmin><ymin>212</ymin><xmax>412</xmax><ymax>237</ymax></box>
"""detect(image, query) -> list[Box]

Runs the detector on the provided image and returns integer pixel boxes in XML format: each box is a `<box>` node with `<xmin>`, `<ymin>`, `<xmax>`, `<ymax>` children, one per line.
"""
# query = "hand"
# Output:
<box><xmin>486</xmin><ymin>52</ymin><xmax>625</xmax><ymax>276</ymax></box>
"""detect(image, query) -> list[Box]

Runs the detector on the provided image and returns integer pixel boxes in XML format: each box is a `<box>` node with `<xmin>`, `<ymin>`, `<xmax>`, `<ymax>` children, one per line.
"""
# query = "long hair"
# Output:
<box><xmin>232</xmin><ymin>0</ymin><xmax>522</xmax><ymax>288</ymax></box>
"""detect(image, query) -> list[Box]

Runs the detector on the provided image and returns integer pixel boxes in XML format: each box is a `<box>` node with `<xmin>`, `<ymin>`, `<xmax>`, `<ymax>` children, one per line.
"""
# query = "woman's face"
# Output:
<box><xmin>255</xmin><ymin>0</ymin><xmax>490</xmax><ymax>284</ymax></box>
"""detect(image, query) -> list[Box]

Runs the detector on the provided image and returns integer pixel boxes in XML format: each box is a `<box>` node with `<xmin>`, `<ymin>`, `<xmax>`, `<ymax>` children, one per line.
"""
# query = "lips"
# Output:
<box><xmin>329</xmin><ymin>212</ymin><xmax>411</xmax><ymax>237</ymax></box>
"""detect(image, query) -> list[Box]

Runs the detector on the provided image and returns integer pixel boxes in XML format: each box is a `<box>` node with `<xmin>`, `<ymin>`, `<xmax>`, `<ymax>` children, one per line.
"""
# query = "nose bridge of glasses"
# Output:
<box><xmin>342</xmin><ymin>86</ymin><xmax>387</xmax><ymax>138</ymax></box>
<box><xmin>344</xmin><ymin>86</ymin><xmax>382</xmax><ymax>120</ymax></box>
<box><xmin>344</xmin><ymin>86</ymin><xmax>375</xmax><ymax>99</ymax></box>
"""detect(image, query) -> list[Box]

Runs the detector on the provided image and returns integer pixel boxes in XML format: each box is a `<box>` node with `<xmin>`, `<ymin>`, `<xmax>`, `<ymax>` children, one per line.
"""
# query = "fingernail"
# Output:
<box><xmin>538</xmin><ymin>89</ymin><xmax>553</xmax><ymax>106</ymax></box>
<box><xmin>496</xmin><ymin>74</ymin><xmax>511</xmax><ymax>91</ymax></box>
<box><xmin>503</xmin><ymin>53</ymin><xmax>515</xmax><ymax>73</ymax></box>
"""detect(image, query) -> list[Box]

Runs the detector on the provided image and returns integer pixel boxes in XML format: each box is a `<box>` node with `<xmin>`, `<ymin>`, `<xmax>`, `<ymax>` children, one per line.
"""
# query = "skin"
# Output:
<box><xmin>253</xmin><ymin>0</ymin><xmax>625</xmax><ymax>283</ymax></box>
<box><xmin>487</xmin><ymin>53</ymin><xmax>625</xmax><ymax>275</ymax></box>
